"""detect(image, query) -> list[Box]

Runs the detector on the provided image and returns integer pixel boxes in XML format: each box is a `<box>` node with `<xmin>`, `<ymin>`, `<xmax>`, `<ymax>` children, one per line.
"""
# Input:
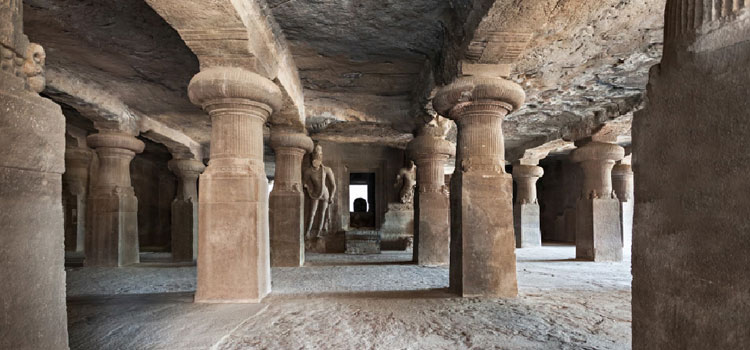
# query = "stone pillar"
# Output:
<box><xmin>612</xmin><ymin>162</ymin><xmax>633</xmax><ymax>251</ymax></box>
<box><xmin>188</xmin><ymin>67</ymin><xmax>282</xmax><ymax>303</ymax></box>
<box><xmin>0</xmin><ymin>4</ymin><xmax>69</xmax><ymax>346</ymax></box>
<box><xmin>64</xmin><ymin>148</ymin><xmax>93</xmax><ymax>252</ymax></box>
<box><xmin>512</xmin><ymin>165</ymin><xmax>544</xmax><ymax>248</ymax></box>
<box><xmin>434</xmin><ymin>76</ymin><xmax>525</xmax><ymax>297</ymax></box>
<box><xmin>571</xmin><ymin>141</ymin><xmax>624</xmax><ymax>261</ymax></box>
<box><xmin>85</xmin><ymin>131</ymin><xmax>145</xmax><ymax>266</ymax></box>
<box><xmin>168</xmin><ymin>159</ymin><xmax>205</xmax><ymax>262</ymax></box>
<box><xmin>269</xmin><ymin>131</ymin><xmax>313</xmax><ymax>267</ymax></box>
<box><xmin>633</xmin><ymin>2</ymin><xmax>750</xmax><ymax>347</ymax></box>
<box><xmin>408</xmin><ymin>132</ymin><xmax>455</xmax><ymax>266</ymax></box>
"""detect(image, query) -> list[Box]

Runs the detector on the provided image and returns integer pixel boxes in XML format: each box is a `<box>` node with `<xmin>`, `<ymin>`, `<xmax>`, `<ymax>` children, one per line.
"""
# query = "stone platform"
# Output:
<box><xmin>345</xmin><ymin>230</ymin><xmax>381</xmax><ymax>255</ymax></box>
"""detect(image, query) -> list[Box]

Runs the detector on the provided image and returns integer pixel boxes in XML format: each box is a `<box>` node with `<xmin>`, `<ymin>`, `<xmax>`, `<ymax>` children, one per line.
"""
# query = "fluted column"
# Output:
<box><xmin>571</xmin><ymin>141</ymin><xmax>624</xmax><ymax>261</ymax></box>
<box><xmin>188</xmin><ymin>67</ymin><xmax>281</xmax><ymax>303</ymax></box>
<box><xmin>0</xmin><ymin>7</ymin><xmax>68</xmax><ymax>345</ymax></box>
<box><xmin>434</xmin><ymin>76</ymin><xmax>525</xmax><ymax>297</ymax></box>
<box><xmin>612</xmin><ymin>162</ymin><xmax>634</xmax><ymax>250</ymax></box>
<box><xmin>269</xmin><ymin>131</ymin><xmax>313</xmax><ymax>267</ymax></box>
<box><xmin>408</xmin><ymin>132</ymin><xmax>455</xmax><ymax>266</ymax></box>
<box><xmin>85</xmin><ymin>131</ymin><xmax>145</xmax><ymax>266</ymax></box>
<box><xmin>64</xmin><ymin>148</ymin><xmax>93</xmax><ymax>252</ymax></box>
<box><xmin>168</xmin><ymin>159</ymin><xmax>205</xmax><ymax>262</ymax></box>
<box><xmin>512</xmin><ymin>165</ymin><xmax>544</xmax><ymax>248</ymax></box>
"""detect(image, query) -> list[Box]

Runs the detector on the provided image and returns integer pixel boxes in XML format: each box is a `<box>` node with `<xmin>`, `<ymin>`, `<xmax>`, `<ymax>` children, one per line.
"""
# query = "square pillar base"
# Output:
<box><xmin>450</xmin><ymin>172</ymin><xmax>517</xmax><ymax>297</ymax></box>
<box><xmin>195</xmin><ymin>171</ymin><xmax>270</xmax><ymax>303</ymax></box>
<box><xmin>514</xmin><ymin>203</ymin><xmax>542</xmax><ymax>248</ymax></box>
<box><xmin>269</xmin><ymin>191</ymin><xmax>304</xmax><ymax>267</ymax></box>
<box><xmin>86</xmin><ymin>192</ymin><xmax>140</xmax><ymax>266</ymax></box>
<box><xmin>576</xmin><ymin>198</ymin><xmax>623</xmax><ymax>262</ymax></box>
<box><xmin>414</xmin><ymin>191</ymin><xmax>450</xmax><ymax>266</ymax></box>
<box><xmin>171</xmin><ymin>199</ymin><xmax>197</xmax><ymax>262</ymax></box>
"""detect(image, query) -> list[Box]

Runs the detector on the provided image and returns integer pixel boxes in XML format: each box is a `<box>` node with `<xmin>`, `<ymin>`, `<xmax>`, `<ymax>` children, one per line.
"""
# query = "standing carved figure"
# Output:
<box><xmin>303</xmin><ymin>145</ymin><xmax>337</xmax><ymax>239</ymax></box>
<box><xmin>395</xmin><ymin>161</ymin><xmax>417</xmax><ymax>204</ymax></box>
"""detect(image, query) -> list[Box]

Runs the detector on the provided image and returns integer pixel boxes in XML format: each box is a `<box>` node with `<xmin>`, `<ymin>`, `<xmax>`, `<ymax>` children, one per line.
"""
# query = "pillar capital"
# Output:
<box><xmin>270</xmin><ymin>131</ymin><xmax>314</xmax><ymax>153</ymax></box>
<box><xmin>434</xmin><ymin>77</ymin><xmax>525</xmax><ymax>174</ymax></box>
<box><xmin>168</xmin><ymin>158</ymin><xmax>205</xmax><ymax>180</ymax></box>
<box><xmin>612</xmin><ymin>163</ymin><xmax>634</xmax><ymax>202</ymax></box>
<box><xmin>188</xmin><ymin>67</ymin><xmax>282</xmax><ymax>121</ymax></box>
<box><xmin>408</xmin><ymin>134</ymin><xmax>455</xmax><ymax>160</ymax></box>
<box><xmin>512</xmin><ymin>165</ymin><xmax>544</xmax><ymax>205</ymax></box>
<box><xmin>64</xmin><ymin>148</ymin><xmax>93</xmax><ymax>168</ymax></box>
<box><xmin>86</xmin><ymin>132</ymin><xmax>145</xmax><ymax>154</ymax></box>
<box><xmin>433</xmin><ymin>77</ymin><xmax>525</xmax><ymax>119</ymax></box>
<box><xmin>512</xmin><ymin>164</ymin><xmax>544</xmax><ymax>179</ymax></box>
<box><xmin>612</xmin><ymin>163</ymin><xmax>633</xmax><ymax>177</ymax></box>
<box><xmin>571</xmin><ymin>141</ymin><xmax>624</xmax><ymax>163</ymax></box>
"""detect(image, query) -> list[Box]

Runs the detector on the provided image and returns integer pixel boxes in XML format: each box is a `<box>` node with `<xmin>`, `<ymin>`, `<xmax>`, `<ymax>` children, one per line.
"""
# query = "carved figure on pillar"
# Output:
<box><xmin>303</xmin><ymin>144</ymin><xmax>336</xmax><ymax>239</ymax></box>
<box><xmin>22</xmin><ymin>43</ymin><xmax>45</xmax><ymax>93</ymax></box>
<box><xmin>394</xmin><ymin>161</ymin><xmax>416</xmax><ymax>204</ymax></box>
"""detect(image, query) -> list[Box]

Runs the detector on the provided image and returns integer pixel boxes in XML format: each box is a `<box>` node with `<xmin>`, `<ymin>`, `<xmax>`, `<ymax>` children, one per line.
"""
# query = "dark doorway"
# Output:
<box><xmin>349</xmin><ymin>172</ymin><xmax>376</xmax><ymax>228</ymax></box>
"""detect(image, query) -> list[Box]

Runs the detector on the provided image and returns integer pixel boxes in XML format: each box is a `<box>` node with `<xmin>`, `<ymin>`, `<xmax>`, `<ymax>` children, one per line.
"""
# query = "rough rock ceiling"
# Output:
<box><xmin>23</xmin><ymin>0</ymin><xmax>207</xmax><ymax>145</ymax></box>
<box><xmin>23</xmin><ymin>0</ymin><xmax>666</xmax><ymax>162</ymax></box>
<box><xmin>269</xmin><ymin>0</ymin><xmax>453</xmax><ymax>138</ymax></box>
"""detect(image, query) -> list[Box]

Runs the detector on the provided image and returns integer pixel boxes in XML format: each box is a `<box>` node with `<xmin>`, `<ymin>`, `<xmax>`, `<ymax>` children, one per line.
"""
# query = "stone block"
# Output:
<box><xmin>450</xmin><ymin>172</ymin><xmax>517</xmax><ymax>298</ymax></box>
<box><xmin>575</xmin><ymin>198</ymin><xmax>622</xmax><ymax>262</ymax></box>
<box><xmin>513</xmin><ymin>203</ymin><xmax>541</xmax><ymax>248</ymax></box>
<box><xmin>345</xmin><ymin>230</ymin><xmax>381</xmax><ymax>254</ymax></box>
<box><xmin>414</xmin><ymin>191</ymin><xmax>450</xmax><ymax>266</ymax></box>
<box><xmin>86</xmin><ymin>191</ymin><xmax>140</xmax><ymax>266</ymax></box>
<box><xmin>269</xmin><ymin>191</ymin><xmax>305</xmax><ymax>267</ymax></box>
<box><xmin>195</xmin><ymin>172</ymin><xmax>270</xmax><ymax>303</ymax></box>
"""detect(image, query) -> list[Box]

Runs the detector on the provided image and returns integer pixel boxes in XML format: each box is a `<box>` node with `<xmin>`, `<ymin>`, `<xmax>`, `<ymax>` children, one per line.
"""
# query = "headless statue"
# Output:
<box><xmin>395</xmin><ymin>161</ymin><xmax>417</xmax><ymax>204</ymax></box>
<box><xmin>303</xmin><ymin>145</ymin><xmax>337</xmax><ymax>239</ymax></box>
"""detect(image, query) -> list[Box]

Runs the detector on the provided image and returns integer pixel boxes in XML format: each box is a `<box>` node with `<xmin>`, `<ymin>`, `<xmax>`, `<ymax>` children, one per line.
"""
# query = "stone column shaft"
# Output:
<box><xmin>64</xmin><ymin>148</ymin><xmax>92</xmax><ymax>252</ymax></box>
<box><xmin>612</xmin><ymin>163</ymin><xmax>634</xmax><ymax>251</ymax></box>
<box><xmin>513</xmin><ymin>165</ymin><xmax>544</xmax><ymax>248</ymax></box>
<box><xmin>168</xmin><ymin>159</ymin><xmax>205</xmax><ymax>262</ymax></box>
<box><xmin>85</xmin><ymin>131</ymin><xmax>145</xmax><ymax>267</ymax></box>
<box><xmin>269</xmin><ymin>132</ymin><xmax>313</xmax><ymax>267</ymax></box>
<box><xmin>409</xmin><ymin>134</ymin><xmax>454</xmax><ymax>266</ymax></box>
<box><xmin>189</xmin><ymin>67</ymin><xmax>282</xmax><ymax>303</ymax></box>
<box><xmin>434</xmin><ymin>77</ymin><xmax>525</xmax><ymax>298</ymax></box>
<box><xmin>0</xmin><ymin>7</ymin><xmax>69</xmax><ymax>345</ymax></box>
<box><xmin>571</xmin><ymin>141</ymin><xmax>624</xmax><ymax>262</ymax></box>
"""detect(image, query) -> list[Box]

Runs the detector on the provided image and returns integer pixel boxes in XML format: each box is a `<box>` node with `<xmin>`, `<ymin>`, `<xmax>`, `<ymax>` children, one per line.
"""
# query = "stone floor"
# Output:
<box><xmin>66</xmin><ymin>244</ymin><xmax>632</xmax><ymax>349</ymax></box>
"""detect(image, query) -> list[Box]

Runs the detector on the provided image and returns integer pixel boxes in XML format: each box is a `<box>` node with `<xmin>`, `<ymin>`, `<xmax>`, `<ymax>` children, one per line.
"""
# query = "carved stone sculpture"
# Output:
<box><xmin>395</xmin><ymin>161</ymin><xmax>416</xmax><ymax>204</ymax></box>
<box><xmin>22</xmin><ymin>43</ymin><xmax>45</xmax><ymax>93</ymax></box>
<box><xmin>303</xmin><ymin>144</ymin><xmax>336</xmax><ymax>239</ymax></box>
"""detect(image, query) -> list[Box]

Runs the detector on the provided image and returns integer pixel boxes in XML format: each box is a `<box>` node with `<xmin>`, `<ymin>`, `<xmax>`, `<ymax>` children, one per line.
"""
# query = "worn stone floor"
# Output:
<box><xmin>66</xmin><ymin>244</ymin><xmax>632</xmax><ymax>349</ymax></box>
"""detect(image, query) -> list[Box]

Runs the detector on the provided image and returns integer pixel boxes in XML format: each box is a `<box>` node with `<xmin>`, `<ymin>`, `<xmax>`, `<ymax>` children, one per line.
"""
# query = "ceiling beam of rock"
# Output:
<box><xmin>145</xmin><ymin>0</ymin><xmax>306</xmax><ymax>132</ymax></box>
<box><xmin>449</xmin><ymin>0</ymin><xmax>664</xmax><ymax>159</ymax></box>
<box><xmin>46</xmin><ymin>68</ymin><xmax>205</xmax><ymax>160</ymax></box>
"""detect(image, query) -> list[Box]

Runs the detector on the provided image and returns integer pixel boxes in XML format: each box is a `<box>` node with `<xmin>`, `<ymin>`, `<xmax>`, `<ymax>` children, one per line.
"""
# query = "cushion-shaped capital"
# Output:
<box><xmin>612</xmin><ymin>163</ymin><xmax>633</xmax><ymax>176</ymax></box>
<box><xmin>188</xmin><ymin>67</ymin><xmax>283</xmax><ymax>113</ymax></box>
<box><xmin>270</xmin><ymin>131</ymin><xmax>314</xmax><ymax>153</ymax></box>
<box><xmin>433</xmin><ymin>76</ymin><xmax>526</xmax><ymax>117</ymax></box>
<box><xmin>87</xmin><ymin>132</ymin><xmax>145</xmax><ymax>153</ymax></box>
<box><xmin>512</xmin><ymin>164</ymin><xmax>544</xmax><ymax>179</ymax></box>
<box><xmin>571</xmin><ymin>142</ymin><xmax>625</xmax><ymax>163</ymax></box>
<box><xmin>408</xmin><ymin>135</ymin><xmax>455</xmax><ymax>160</ymax></box>
<box><xmin>168</xmin><ymin>159</ymin><xmax>206</xmax><ymax>178</ymax></box>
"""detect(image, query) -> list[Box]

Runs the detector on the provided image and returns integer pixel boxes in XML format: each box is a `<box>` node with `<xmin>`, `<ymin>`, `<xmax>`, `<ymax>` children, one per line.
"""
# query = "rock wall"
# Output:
<box><xmin>632</xmin><ymin>4</ymin><xmax>750</xmax><ymax>347</ymax></box>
